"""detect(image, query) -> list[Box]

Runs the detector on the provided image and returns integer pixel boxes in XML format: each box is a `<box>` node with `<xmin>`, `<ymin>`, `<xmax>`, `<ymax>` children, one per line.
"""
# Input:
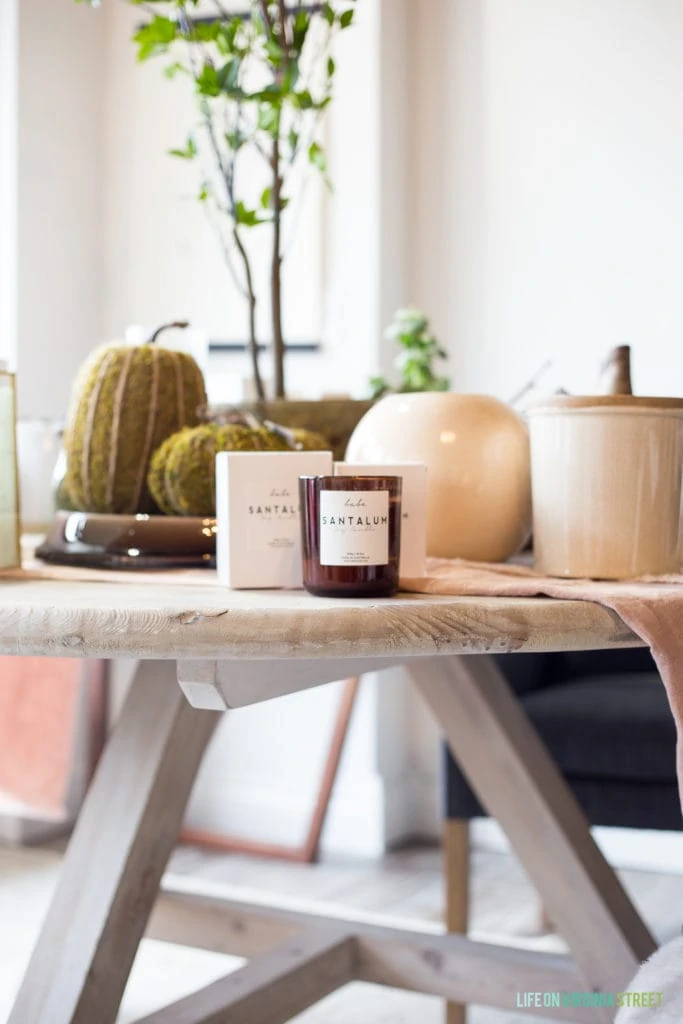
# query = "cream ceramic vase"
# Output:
<box><xmin>345</xmin><ymin>393</ymin><xmax>532</xmax><ymax>561</ymax></box>
<box><xmin>529</xmin><ymin>395</ymin><xmax>683</xmax><ymax>579</ymax></box>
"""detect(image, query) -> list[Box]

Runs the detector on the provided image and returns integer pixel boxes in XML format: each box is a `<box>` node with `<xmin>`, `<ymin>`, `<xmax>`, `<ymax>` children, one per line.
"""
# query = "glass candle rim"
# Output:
<box><xmin>299</xmin><ymin>474</ymin><xmax>402</xmax><ymax>485</ymax></box>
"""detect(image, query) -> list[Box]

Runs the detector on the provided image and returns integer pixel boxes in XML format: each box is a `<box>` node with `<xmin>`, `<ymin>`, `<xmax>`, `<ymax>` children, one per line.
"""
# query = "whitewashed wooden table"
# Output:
<box><xmin>3</xmin><ymin>578</ymin><xmax>657</xmax><ymax>1024</ymax></box>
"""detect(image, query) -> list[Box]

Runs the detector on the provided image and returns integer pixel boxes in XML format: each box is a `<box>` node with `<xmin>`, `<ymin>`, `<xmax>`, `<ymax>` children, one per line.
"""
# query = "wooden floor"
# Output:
<box><xmin>4</xmin><ymin>839</ymin><xmax>683</xmax><ymax>1023</ymax></box>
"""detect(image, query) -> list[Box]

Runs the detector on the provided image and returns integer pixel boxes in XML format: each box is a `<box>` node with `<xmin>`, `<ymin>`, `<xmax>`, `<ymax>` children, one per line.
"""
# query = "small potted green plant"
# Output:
<box><xmin>370</xmin><ymin>309</ymin><xmax>450</xmax><ymax>398</ymax></box>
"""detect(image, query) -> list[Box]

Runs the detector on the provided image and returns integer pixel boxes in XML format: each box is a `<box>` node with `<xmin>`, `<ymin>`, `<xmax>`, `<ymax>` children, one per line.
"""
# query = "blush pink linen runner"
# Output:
<box><xmin>401</xmin><ymin>558</ymin><xmax>683</xmax><ymax>806</ymax></box>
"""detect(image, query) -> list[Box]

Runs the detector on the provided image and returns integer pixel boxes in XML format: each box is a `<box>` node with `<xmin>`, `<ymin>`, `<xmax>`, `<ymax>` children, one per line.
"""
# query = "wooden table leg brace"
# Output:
<box><xmin>410</xmin><ymin>655</ymin><xmax>656</xmax><ymax>999</ymax></box>
<box><xmin>8</xmin><ymin>661</ymin><xmax>220</xmax><ymax>1024</ymax></box>
<box><xmin>9</xmin><ymin>654</ymin><xmax>657</xmax><ymax>1024</ymax></box>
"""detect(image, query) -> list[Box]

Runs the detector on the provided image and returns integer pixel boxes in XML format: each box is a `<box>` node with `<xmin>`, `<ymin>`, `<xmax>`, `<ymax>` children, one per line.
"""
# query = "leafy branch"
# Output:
<box><xmin>77</xmin><ymin>0</ymin><xmax>357</xmax><ymax>399</ymax></box>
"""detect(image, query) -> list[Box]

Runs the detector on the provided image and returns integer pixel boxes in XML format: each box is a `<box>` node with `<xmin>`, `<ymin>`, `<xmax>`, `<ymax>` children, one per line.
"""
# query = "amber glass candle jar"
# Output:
<box><xmin>299</xmin><ymin>475</ymin><xmax>402</xmax><ymax>598</ymax></box>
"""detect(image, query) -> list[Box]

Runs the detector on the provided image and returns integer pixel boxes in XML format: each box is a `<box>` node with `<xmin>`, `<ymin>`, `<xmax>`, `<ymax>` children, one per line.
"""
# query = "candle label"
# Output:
<box><xmin>319</xmin><ymin>490</ymin><xmax>390</xmax><ymax>566</ymax></box>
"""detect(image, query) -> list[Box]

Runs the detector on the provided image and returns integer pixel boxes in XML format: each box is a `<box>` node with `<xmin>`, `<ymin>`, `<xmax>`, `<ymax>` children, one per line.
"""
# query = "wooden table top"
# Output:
<box><xmin>0</xmin><ymin>573</ymin><xmax>640</xmax><ymax>660</ymax></box>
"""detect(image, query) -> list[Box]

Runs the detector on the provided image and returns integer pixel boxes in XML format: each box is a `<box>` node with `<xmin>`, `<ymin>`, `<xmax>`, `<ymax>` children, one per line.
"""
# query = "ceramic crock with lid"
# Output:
<box><xmin>528</xmin><ymin>394</ymin><xmax>683</xmax><ymax>579</ymax></box>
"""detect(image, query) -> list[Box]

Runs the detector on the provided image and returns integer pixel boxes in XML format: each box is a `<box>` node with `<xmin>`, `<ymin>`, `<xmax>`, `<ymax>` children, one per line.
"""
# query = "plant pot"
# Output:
<box><xmin>223</xmin><ymin>398</ymin><xmax>374</xmax><ymax>461</ymax></box>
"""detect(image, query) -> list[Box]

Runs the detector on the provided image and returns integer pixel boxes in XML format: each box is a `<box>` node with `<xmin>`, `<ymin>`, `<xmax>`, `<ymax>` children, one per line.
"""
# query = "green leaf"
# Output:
<box><xmin>283</xmin><ymin>58</ymin><xmax>300</xmax><ymax>92</ymax></box>
<box><xmin>209</xmin><ymin>16</ymin><xmax>242</xmax><ymax>55</ymax></box>
<box><xmin>260</xmin><ymin>187</ymin><xmax>272</xmax><ymax>209</ymax></box>
<box><xmin>308</xmin><ymin>141</ymin><xmax>327</xmax><ymax>174</ymax></box>
<box><xmin>264</xmin><ymin>39</ymin><xmax>283</xmax><ymax>64</ymax></box>
<box><xmin>225</xmin><ymin>129</ymin><xmax>245</xmax><ymax>151</ymax></box>
<box><xmin>168</xmin><ymin>135</ymin><xmax>197</xmax><ymax>160</ymax></box>
<box><xmin>292</xmin><ymin>9</ymin><xmax>310</xmax><ymax>51</ymax></box>
<box><xmin>225</xmin><ymin>16</ymin><xmax>241</xmax><ymax>47</ymax></box>
<box><xmin>198</xmin><ymin>181</ymin><xmax>211</xmax><ymax>202</ymax></box>
<box><xmin>292</xmin><ymin>89</ymin><xmax>313</xmax><ymax>110</ymax></box>
<box><xmin>369</xmin><ymin>376</ymin><xmax>390</xmax><ymax>399</ymax></box>
<box><xmin>385</xmin><ymin>309</ymin><xmax>429</xmax><ymax>341</ymax></box>
<box><xmin>327</xmin><ymin>56</ymin><xmax>335</xmax><ymax>77</ymax></box>
<box><xmin>163</xmin><ymin>61</ymin><xmax>186</xmax><ymax>79</ymax></box>
<box><xmin>235</xmin><ymin>201</ymin><xmax>264</xmax><ymax>227</ymax></box>
<box><xmin>192</xmin><ymin>21</ymin><xmax>222</xmax><ymax>43</ymax></box>
<box><xmin>383</xmin><ymin>308</ymin><xmax>447</xmax><ymax>393</ymax></box>
<box><xmin>133</xmin><ymin>15</ymin><xmax>177</xmax><ymax>62</ymax></box>
<box><xmin>257</xmin><ymin>105</ymin><xmax>280</xmax><ymax>135</ymax></box>
<box><xmin>260</xmin><ymin>82</ymin><xmax>283</xmax><ymax>98</ymax></box>
<box><xmin>217</xmin><ymin>57</ymin><xmax>240</xmax><ymax>92</ymax></box>
<box><xmin>196</xmin><ymin>63</ymin><xmax>221</xmax><ymax>96</ymax></box>
<box><xmin>288</xmin><ymin>127</ymin><xmax>299</xmax><ymax>155</ymax></box>
<box><xmin>251</xmin><ymin>10</ymin><xmax>267</xmax><ymax>37</ymax></box>
<box><xmin>245</xmin><ymin>83</ymin><xmax>282</xmax><ymax>103</ymax></box>
<box><xmin>214</xmin><ymin>31</ymin><xmax>230</xmax><ymax>56</ymax></box>
<box><xmin>339</xmin><ymin>8</ymin><xmax>355</xmax><ymax>27</ymax></box>
<box><xmin>322</xmin><ymin>3</ymin><xmax>335</xmax><ymax>26</ymax></box>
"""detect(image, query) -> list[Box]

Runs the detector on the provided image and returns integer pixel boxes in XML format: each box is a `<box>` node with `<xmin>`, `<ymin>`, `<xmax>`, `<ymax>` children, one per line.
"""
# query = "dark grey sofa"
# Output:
<box><xmin>441</xmin><ymin>648</ymin><xmax>680</xmax><ymax>1024</ymax></box>
<box><xmin>443</xmin><ymin>648</ymin><xmax>681</xmax><ymax>832</ymax></box>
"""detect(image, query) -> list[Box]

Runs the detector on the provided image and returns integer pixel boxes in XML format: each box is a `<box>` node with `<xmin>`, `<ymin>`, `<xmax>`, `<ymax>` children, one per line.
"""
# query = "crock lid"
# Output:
<box><xmin>529</xmin><ymin>394</ymin><xmax>683</xmax><ymax>413</ymax></box>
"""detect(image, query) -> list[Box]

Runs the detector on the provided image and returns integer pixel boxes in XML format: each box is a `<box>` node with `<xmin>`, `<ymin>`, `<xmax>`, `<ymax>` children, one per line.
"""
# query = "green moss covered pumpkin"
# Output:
<box><xmin>148</xmin><ymin>423</ymin><xmax>331</xmax><ymax>517</ymax></box>
<box><xmin>64</xmin><ymin>323</ymin><xmax>207</xmax><ymax>514</ymax></box>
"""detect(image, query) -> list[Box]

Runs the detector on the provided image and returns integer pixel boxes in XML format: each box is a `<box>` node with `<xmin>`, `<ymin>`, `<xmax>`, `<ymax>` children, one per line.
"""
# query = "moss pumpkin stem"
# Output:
<box><xmin>147</xmin><ymin>321</ymin><xmax>190</xmax><ymax>345</ymax></box>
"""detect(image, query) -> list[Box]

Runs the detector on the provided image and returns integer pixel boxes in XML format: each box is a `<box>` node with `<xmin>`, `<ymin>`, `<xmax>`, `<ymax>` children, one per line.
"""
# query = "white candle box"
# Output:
<box><xmin>334</xmin><ymin>461</ymin><xmax>427</xmax><ymax>577</ymax></box>
<box><xmin>216</xmin><ymin>450</ymin><xmax>333</xmax><ymax>589</ymax></box>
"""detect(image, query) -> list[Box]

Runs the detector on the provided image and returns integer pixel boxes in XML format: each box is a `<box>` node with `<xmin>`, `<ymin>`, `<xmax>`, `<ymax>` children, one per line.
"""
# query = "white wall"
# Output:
<box><xmin>412</xmin><ymin>0</ymin><xmax>683</xmax><ymax>401</ymax></box>
<box><xmin>403</xmin><ymin>0</ymin><xmax>683</xmax><ymax>830</ymax></box>
<box><xmin>15</xmin><ymin>0</ymin><xmax>105</xmax><ymax>419</ymax></box>
<box><xmin>0</xmin><ymin>0</ymin><xmax>18</xmax><ymax>371</ymax></box>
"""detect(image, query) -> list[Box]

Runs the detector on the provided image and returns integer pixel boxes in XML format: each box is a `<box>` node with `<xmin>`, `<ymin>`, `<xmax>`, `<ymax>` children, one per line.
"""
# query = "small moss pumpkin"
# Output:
<box><xmin>64</xmin><ymin>323</ymin><xmax>207</xmax><ymax>514</ymax></box>
<box><xmin>146</xmin><ymin>431</ymin><xmax>187</xmax><ymax>516</ymax></box>
<box><xmin>289</xmin><ymin>428</ymin><xmax>331</xmax><ymax>451</ymax></box>
<box><xmin>148</xmin><ymin>422</ymin><xmax>333</xmax><ymax>517</ymax></box>
<box><xmin>148</xmin><ymin>422</ymin><xmax>298</xmax><ymax>517</ymax></box>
